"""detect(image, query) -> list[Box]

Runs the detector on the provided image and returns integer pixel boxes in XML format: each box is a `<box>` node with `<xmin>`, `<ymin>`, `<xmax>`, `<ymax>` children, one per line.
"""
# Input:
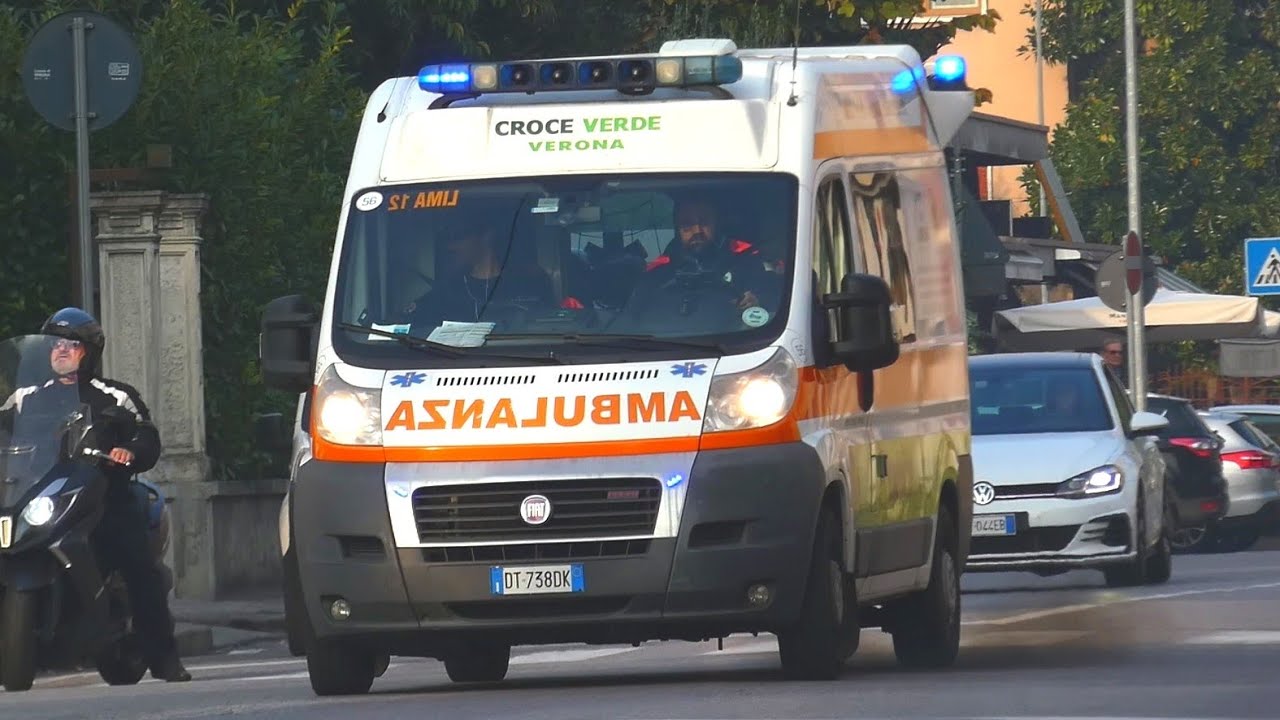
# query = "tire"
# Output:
<box><xmin>1104</xmin><ymin>491</ymin><xmax>1152</xmax><ymax>587</ymax></box>
<box><xmin>1</xmin><ymin>590</ymin><xmax>40</xmax><ymax>692</ymax></box>
<box><xmin>96</xmin><ymin>636</ymin><xmax>148</xmax><ymax>686</ymax></box>
<box><xmin>306</xmin><ymin>639</ymin><xmax>376</xmax><ymax>696</ymax></box>
<box><xmin>1143</xmin><ymin>502</ymin><xmax>1173</xmax><ymax>585</ymax></box>
<box><xmin>776</xmin><ymin>507</ymin><xmax>858</xmax><ymax>681</ymax></box>
<box><xmin>443</xmin><ymin>642</ymin><xmax>511</xmax><ymax>683</ymax></box>
<box><xmin>889</xmin><ymin>506</ymin><xmax>961</xmax><ymax>669</ymax></box>
<box><xmin>1170</xmin><ymin>523</ymin><xmax>1213</xmax><ymax>553</ymax></box>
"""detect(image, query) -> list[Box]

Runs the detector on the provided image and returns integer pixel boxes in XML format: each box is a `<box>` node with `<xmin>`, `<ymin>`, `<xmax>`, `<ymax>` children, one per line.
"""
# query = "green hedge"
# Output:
<box><xmin>0</xmin><ymin>2</ymin><xmax>363</xmax><ymax>480</ymax></box>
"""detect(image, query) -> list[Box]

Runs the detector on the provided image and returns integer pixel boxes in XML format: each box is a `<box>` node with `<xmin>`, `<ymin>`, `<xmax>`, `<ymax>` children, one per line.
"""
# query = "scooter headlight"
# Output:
<box><xmin>21</xmin><ymin>496</ymin><xmax>56</xmax><ymax>527</ymax></box>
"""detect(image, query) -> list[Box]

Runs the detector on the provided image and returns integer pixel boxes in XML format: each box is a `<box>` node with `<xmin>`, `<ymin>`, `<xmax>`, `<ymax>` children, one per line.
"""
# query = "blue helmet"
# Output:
<box><xmin>41</xmin><ymin>307</ymin><xmax>105</xmax><ymax>376</ymax></box>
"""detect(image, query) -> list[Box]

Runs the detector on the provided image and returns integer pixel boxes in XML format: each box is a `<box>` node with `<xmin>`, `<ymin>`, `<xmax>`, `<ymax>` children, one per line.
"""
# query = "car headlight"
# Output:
<box><xmin>1056</xmin><ymin>465</ymin><xmax>1123</xmax><ymax>498</ymax></box>
<box><xmin>21</xmin><ymin>496</ymin><xmax>56</xmax><ymax>527</ymax></box>
<box><xmin>703</xmin><ymin>347</ymin><xmax>799</xmax><ymax>433</ymax></box>
<box><xmin>314</xmin><ymin>364</ymin><xmax>382</xmax><ymax>446</ymax></box>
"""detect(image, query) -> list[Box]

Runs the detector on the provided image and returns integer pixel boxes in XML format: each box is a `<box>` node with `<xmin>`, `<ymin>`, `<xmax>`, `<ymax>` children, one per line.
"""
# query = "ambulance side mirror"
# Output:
<box><xmin>823</xmin><ymin>273</ymin><xmax>899</xmax><ymax>373</ymax></box>
<box><xmin>260</xmin><ymin>295</ymin><xmax>319</xmax><ymax>394</ymax></box>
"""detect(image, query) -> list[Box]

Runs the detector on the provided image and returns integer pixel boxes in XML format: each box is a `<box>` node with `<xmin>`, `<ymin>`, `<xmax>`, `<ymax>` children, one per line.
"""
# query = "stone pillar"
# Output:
<box><xmin>91</xmin><ymin>191</ymin><xmax>165</xmax><ymax>414</ymax></box>
<box><xmin>154</xmin><ymin>195</ymin><xmax>212</xmax><ymax>486</ymax></box>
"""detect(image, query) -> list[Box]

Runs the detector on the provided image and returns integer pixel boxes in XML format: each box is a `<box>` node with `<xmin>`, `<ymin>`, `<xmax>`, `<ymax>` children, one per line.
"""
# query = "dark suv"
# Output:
<box><xmin>1145</xmin><ymin>394</ymin><xmax>1230</xmax><ymax>552</ymax></box>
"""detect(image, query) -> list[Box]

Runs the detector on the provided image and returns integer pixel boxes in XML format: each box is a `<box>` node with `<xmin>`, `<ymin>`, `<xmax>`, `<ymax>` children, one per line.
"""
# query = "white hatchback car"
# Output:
<box><xmin>967</xmin><ymin>352</ymin><xmax>1173</xmax><ymax>587</ymax></box>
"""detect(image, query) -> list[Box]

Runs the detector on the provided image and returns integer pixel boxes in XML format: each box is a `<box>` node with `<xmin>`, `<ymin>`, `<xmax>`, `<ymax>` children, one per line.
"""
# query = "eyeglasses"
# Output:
<box><xmin>52</xmin><ymin>339</ymin><xmax>82</xmax><ymax>351</ymax></box>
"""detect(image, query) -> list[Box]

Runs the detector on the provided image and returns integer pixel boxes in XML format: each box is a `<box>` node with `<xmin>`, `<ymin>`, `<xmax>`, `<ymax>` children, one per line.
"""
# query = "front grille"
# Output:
<box><xmin>994</xmin><ymin>483</ymin><xmax>1060</xmax><ymax>500</ymax></box>
<box><xmin>413</xmin><ymin>478</ymin><xmax>663</xmax><ymax>543</ymax></box>
<box><xmin>422</xmin><ymin>539</ymin><xmax>652</xmax><ymax>563</ymax></box>
<box><xmin>971</xmin><ymin>524</ymin><xmax>1079</xmax><ymax>555</ymax></box>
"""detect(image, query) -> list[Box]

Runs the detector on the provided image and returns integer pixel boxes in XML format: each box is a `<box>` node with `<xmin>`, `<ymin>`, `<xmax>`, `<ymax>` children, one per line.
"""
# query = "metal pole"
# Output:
<box><xmin>1123</xmin><ymin>0</ymin><xmax>1146</xmax><ymax>410</ymax></box>
<box><xmin>1034</xmin><ymin>0</ymin><xmax>1047</xmax><ymax>217</ymax></box>
<box><xmin>72</xmin><ymin>17</ymin><xmax>94</xmax><ymax>317</ymax></box>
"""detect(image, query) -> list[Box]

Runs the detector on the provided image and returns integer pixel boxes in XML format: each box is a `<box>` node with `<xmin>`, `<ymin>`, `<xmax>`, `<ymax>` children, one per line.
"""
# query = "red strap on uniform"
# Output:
<box><xmin>646</xmin><ymin>255</ymin><xmax>672</xmax><ymax>272</ymax></box>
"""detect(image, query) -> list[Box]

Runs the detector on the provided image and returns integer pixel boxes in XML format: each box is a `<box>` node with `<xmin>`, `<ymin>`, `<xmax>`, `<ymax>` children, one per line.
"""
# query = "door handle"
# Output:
<box><xmin>873</xmin><ymin>454</ymin><xmax>888</xmax><ymax>478</ymax></box>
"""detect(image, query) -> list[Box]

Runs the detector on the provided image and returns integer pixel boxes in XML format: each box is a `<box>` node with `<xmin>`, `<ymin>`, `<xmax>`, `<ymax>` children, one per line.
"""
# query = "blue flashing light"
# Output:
<box><xmin>418</xmin><ymin>64</ymin><xmax>471</xmax><ymax>93</ymax></box>
<box><xmin>666</xmin><ymin>473</ymin><xmax>685</xmax><ymax>488</ymax></box>
<box><xmin>890</xmin><ymin>66</ymin><xmax>926</xmax><ymax>95</ymax></box>
<box><xmin>934</xmin><ymin>55</ymin><xmax>966</xmax><ymax>83</ymax></box>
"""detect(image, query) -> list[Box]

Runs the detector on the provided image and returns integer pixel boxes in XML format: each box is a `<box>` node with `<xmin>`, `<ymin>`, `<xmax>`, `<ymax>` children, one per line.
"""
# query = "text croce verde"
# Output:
<box><xmin>494</xmin><ymin>116</ymin><xmax>662</xmax><ymax>152</ymax></box>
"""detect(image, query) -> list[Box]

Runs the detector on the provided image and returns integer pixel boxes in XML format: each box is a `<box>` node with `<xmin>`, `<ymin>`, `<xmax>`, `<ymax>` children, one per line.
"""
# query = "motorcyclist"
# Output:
<box><xmin>0</xmin><ymin>308</ymin><xmax>191</xmax><ymax>682</ymax></box>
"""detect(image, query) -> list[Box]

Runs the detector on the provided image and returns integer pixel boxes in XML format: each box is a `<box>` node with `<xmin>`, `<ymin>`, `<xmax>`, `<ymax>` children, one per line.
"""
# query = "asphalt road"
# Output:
<box><xmin>7</xmin><ymin>552</ymin><xmax>1280</xmax><ymax>719</ymax></box>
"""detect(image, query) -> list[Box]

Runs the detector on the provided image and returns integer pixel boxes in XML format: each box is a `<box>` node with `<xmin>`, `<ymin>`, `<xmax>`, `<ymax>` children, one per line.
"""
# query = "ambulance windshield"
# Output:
<box><xmin>332</xmin><ymin>173</ymin><xmax>797</xmax><ymax>365</ymax></box>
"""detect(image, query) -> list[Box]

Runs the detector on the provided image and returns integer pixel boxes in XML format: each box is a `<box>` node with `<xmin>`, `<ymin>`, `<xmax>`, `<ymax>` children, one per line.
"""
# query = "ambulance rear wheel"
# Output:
<box><xmin>444</xmin><ymin>642</ymin><xmax>511</xmax><ymax>683</ymax></box>
<box><xmin>777</xmin><ymin>507</ymin><xmax>858</xmax><ymax>680</ymax></box>
<box><xmin>890</xmin><ymin>505</ymin><xmax>961</xmax><ymax>669</ymax></box>
<box><xmin>306</xmin><ymin>639</ymin><xmax>376</xmax><ymax>696</ymax></box>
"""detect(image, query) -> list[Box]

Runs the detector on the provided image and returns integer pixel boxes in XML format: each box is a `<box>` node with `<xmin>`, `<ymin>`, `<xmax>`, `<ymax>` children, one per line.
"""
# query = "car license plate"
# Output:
<box><xmin>490</xmin><ymin>564</ymin><xmax>585</xmax><ymax>596</ymax></box>
<box><xmin>972</xmin><ymin>514</ymin><xmax>1017</xmax><ymax>537</ymax></box>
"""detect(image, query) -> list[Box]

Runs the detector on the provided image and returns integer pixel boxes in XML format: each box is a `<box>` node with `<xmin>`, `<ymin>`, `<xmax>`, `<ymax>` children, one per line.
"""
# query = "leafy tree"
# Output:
<box><xmin>1</xmin><ymin>0</ymin><xmax>364</xmax><ymax>479</ymax></box>
<box><xmin>1029</xmin><ymin>0</ymin><xmax>1280</xmax><ymax>295</ymax></box>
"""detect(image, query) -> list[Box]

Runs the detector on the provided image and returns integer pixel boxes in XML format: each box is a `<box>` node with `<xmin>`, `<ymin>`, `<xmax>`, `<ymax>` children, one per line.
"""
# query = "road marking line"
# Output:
<box><xmin>509</xmin><ymin>647</ymin><xmax>636</xmax><ymax>665</ymax></box>
<box><xmin>700</xmin><ymin>639</ymin><xmax>777</xmax><ymax>656</ymax></box>
<box><xmin>962</xmin><ymin>580</ymin><xmax>1280</xmax><ymax>627</ymax></box>
<box><xmin>1182</xmin><ymin>630</ymin><xmax>1280</xmax><ymax>645</ymax></box>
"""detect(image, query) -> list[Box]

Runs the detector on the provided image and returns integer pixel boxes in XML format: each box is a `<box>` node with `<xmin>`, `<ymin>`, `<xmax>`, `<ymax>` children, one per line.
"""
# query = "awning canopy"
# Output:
<box><xmin>993</xmin><ymin>288</ymin><xmax>1275</xmax><ymax>351</ymax></box>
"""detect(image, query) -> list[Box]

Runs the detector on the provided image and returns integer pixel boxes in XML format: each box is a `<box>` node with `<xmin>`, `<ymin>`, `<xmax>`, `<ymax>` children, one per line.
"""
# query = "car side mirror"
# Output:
<box><xmin>260</xmin><ymin>295</ymin><xmax>319</xmax><ymax>394</ymax></box>
<box><xmin>1128</xmin><ymin>411</ymin><xmax>1169</xmax><ymax>437</ymax></box>
<box><xmin>823</xmin><ymin>273</ymin><xmax>899</xmax><ymax>373</ymax></box>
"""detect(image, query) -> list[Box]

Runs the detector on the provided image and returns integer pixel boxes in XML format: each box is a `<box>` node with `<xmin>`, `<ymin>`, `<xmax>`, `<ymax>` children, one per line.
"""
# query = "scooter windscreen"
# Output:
<box><xmin>0</xmin><ymin>334</ymin><xmax>93</xmax><ymax>519</ymax></box>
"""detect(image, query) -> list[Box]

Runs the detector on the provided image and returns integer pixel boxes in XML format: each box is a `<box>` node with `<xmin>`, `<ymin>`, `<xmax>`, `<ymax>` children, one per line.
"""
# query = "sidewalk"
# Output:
<box><xmin>171</xmin><ymin>592</ymin><xmax>287</xmax><ymax>658</ymax></box>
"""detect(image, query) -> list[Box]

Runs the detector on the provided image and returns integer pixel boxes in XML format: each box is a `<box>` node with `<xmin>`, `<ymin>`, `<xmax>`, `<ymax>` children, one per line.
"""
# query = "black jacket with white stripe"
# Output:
<box><xmin>0</xmin><ymin>375</ymin><xmax>161</xmax><ymax>502</ymax></box>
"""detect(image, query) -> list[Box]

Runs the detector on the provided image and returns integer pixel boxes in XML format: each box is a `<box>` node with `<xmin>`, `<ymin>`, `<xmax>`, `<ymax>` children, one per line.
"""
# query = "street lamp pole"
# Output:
<box><xmin>1034</xmin><ymin>0</ymin><xmax>1046</xmax><ymax>217</ymax></box>
<box><xmin>1123</xmin><ymin>0</ymin><xmax>1147</xmax><ymax>409</ymax></box>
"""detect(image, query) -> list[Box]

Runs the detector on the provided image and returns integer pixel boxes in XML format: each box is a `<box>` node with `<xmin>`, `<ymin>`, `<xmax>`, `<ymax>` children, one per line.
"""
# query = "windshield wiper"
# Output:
<box><xmin>337</xmin><ymin>323</ymin><xmax>562</xmax><ymax>364</ymax></box>
<box><xmin>488</xmin><ymin>332</ymin><xmax>729</xmax><ymax>355</ymax></box>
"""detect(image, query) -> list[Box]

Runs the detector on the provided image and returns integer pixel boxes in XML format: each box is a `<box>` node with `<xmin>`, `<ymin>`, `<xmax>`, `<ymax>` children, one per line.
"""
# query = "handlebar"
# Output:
<box><xmin>82</xmin><ymin>447</ymin><xmax>131</xmax><ymax>467</ymax></box>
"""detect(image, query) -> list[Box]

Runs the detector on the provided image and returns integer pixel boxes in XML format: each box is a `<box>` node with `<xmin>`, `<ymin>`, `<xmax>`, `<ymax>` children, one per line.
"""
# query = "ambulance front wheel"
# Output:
<box><xmin>444</xmin><ymin>641</ymin><xmax>511</xmax><ymax>683</ymax></box>
<box><xmin>306</xmin><ymin>639</ymin><xmax>377</xmax><ymax>696</ymax></box>
<box><xmin>776</xmin><ymin>506</ymin><xmax>859</xmax><ymax>680</ymax></box>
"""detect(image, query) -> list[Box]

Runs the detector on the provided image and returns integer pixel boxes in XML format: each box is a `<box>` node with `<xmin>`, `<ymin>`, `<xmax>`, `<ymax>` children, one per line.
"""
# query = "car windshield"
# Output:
<box><xmin>331</xmin><ymin>173</ymin><xmax>798</xmax><ymax>366</ymax></box>
<box><xmin>1145</xmin><ymin>397</ymin><xmax>1210</xmax><ymax>438</ymax></box>
<box><xmin>1235</xmin><ymin>412</ymin><xmax>1280</xmax><ymax>444</ymax></box>
<box><xmin>970</xmin><ymin>365</ymin><xmax>1113</xmax><ymax>435</ymax></box>
<box><xmin>1232</xmin><ymin>418</ymin><xmax>1280</xmax><ymax>453</ymax></box>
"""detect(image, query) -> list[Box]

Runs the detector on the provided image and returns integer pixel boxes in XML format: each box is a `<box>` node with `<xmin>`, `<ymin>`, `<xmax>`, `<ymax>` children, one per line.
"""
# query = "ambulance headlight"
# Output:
<box><xmin>314</xmin><ymin>365</ymin><xmax>382</xmax><ymax>446</ymax></box>
<box><xmin>704</xmin><ymin>348</ymin><xmax>799</xmax><ymax>433</ymax></box>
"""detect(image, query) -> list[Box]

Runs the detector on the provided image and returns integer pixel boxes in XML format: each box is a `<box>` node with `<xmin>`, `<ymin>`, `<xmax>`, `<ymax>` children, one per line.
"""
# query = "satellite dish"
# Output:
<box><xmin>21</xmin><ymin>10</ymin><xmax>143</xmax><ymax>132</ymax></box>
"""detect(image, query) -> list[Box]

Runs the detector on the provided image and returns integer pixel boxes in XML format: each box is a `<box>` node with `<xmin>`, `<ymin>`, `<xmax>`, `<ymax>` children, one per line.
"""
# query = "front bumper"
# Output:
<box><xmin>965</xmin><ymin>492</ymin><xmax>1135</xmax><ymax>572</ymax></box>
<box><xmin>290</xmin><ymin>442</ymin><xmax>827</xmax><ymax>653</ymax></box>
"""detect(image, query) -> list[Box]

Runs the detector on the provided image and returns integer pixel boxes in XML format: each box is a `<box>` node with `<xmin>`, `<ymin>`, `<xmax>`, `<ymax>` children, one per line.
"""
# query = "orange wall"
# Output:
<box><xmin>934</xmin><ymin>0</ymin><xmax>1069</xmax><ymax>216</ymax></box>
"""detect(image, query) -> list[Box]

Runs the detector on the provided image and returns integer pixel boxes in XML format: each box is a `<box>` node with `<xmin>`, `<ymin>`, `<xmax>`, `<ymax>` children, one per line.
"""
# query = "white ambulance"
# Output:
<box><xmin>260</xmin><ymin>37</ymin><xmax>976</xmax><ymax>694</ymax></box>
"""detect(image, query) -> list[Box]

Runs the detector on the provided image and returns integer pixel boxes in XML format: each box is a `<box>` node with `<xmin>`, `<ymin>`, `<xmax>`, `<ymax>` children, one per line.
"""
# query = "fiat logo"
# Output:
<box><xmin>973</xmin><ymin>482</ymin><xmax>996</xmax><ymax>506</ymax></box>
<box><xmin>519</xmin><ymin>495</ymin><xmax>551</xmax><ymax>525</ymax></box>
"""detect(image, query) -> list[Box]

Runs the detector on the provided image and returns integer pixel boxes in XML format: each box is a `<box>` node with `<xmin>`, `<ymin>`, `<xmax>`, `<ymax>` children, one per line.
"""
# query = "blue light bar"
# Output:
<box><xmin>934</xmin><ymin>55</ymin><xmax>966</xmax><ymax>83</ymax></box>
<box><xmin>416</xmin><ymin>53</ymin><xmax>744</xmax><ymax>98</ymax></box>
<box><xmin>418</xmin><ymin>64</ymin><xmax>471</xmax><ymax>93</ymax></box>
<box><xmin>890</xmin><ymin>66</ymin><xmax>926</xmax><ymax>95</ymax></box>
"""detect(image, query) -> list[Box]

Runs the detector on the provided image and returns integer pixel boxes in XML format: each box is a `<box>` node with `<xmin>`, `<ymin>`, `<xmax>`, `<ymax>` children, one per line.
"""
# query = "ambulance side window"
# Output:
<box><xmin>849</xmin><ymin>172</ymin><xmax>917</xmax><ymax>344</ymax></box>
<box><xmin>811</xmin><ymin>175</ymin><xmax>854</xmax><ymax>361</ymax></box>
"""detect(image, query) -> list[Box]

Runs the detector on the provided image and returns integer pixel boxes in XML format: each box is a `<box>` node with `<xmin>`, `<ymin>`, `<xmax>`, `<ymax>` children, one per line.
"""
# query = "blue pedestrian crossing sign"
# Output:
<box><xmin>1245</xmin><ymin>238</ymin><xmax>1280</xmax><ymax>296</ymax></box>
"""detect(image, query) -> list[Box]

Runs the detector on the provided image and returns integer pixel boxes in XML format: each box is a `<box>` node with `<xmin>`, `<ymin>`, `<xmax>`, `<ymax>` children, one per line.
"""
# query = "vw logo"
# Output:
<box><xmin>973</xmin><ymin>482</ymin><xmax>996</xmax><ymax>506</ymax></box>
<box><xmin>519</xmin><ymin>495</ymin><xmax>551</xmax><ymax>525</ymax></box>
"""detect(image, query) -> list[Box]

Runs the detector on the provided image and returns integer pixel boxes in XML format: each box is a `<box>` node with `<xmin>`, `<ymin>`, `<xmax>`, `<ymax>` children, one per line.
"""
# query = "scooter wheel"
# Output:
<box><xmin>96</xmin><ymin>636</ymin><xmax>148</xmax><ymax>686</ymax></box>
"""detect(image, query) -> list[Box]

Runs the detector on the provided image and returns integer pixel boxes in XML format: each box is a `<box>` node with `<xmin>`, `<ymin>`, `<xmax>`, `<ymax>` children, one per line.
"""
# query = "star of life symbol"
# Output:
<box><xmin>670</xmin><ymin>362</ymin><xmax>707</xmax><ymax>378</ymax></box>
<box><xmin>1254</xmin><ymin>249</ymin><xmax>1280</xmax><ymax>288</ymax></box>
<box><xmin>390</xmin><ymin>371</ymin><xmax>427</xmax><ymax>388</ymax></box>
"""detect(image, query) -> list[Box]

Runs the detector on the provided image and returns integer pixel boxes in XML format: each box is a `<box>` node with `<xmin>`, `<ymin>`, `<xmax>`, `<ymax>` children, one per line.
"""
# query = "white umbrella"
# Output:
<box><xmin>993</xmin><ymin>288</ymin><xmax>1273</xmax><ymax>351</ymax></box>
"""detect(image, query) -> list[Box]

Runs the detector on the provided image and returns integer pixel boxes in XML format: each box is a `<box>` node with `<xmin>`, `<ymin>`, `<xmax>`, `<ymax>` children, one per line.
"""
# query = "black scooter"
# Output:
<box><xmin>0</xmin><ymin>334</ymin><xmax>173</xmax><ymax>692</ymax></box>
